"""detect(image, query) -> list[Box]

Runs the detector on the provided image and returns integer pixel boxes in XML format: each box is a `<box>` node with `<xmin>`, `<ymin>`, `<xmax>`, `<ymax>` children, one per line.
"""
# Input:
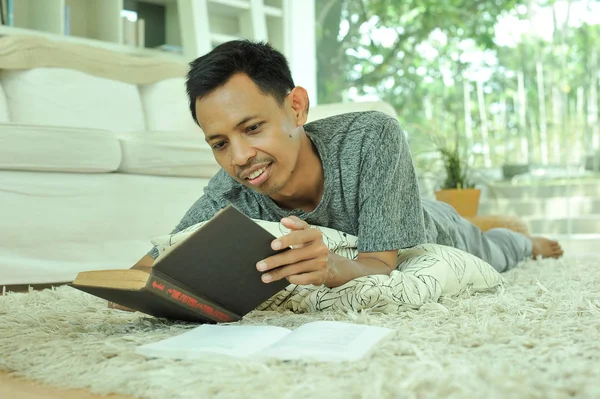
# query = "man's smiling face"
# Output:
<box><xmin>195</xmin><ymin>73</ymin><xmax>305</xmax><ymax>197</ymax></box>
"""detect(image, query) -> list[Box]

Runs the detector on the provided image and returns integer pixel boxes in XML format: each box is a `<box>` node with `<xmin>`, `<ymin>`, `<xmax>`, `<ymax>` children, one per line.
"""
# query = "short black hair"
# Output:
<box><xmin>186</xmin><ymin>40</ymin><xmax>295</xmax><ymax>124</ymax></box>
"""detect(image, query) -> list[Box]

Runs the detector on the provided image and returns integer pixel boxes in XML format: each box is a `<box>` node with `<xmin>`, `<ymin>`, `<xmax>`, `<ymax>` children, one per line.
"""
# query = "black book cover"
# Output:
<box><xmin>152</xmin><ymin>205</ymin><xmax>289</xmax><ymax>316</ymax></box>
<box><xmin>72</xmin><ymin>205</ymin><xmax>289</xmax><ymax>322</ymax></box>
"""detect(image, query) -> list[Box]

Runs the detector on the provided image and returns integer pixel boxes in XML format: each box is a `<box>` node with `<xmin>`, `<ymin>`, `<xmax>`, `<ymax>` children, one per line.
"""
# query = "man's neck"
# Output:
<box><xmin>270</xmin><ymin>135</ymin><xmax>324</xmax><ymax>213</ymax></box>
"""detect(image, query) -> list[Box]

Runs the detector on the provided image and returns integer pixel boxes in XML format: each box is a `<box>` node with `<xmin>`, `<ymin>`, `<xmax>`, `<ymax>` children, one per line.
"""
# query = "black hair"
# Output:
<box><xmin>186</xmin><ymin>40</ymin><xmax>295</xmax><ymax>125</ymax></box>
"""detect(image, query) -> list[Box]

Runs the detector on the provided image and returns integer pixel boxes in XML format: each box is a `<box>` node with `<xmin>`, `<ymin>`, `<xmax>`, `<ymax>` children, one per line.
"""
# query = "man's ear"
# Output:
<box><xmin>288</xmin><ymin>86</ymin><xmax>309</xmax><ymax>126</ymax></box>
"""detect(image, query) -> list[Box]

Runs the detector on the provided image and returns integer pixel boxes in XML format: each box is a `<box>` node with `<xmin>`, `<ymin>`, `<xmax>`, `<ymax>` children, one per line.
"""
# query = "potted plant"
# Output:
<box><xmin>432</xmin><ymin>139</ymin><xmax>481</xmax><ymax>217</ymax></box>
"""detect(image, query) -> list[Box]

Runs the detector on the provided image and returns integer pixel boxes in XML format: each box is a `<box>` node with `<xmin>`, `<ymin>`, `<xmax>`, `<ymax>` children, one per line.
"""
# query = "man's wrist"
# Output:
<box><xmin>325</xmin><ymin>252</ymin><xmax>394</xmax><ymax>288</ymax></box>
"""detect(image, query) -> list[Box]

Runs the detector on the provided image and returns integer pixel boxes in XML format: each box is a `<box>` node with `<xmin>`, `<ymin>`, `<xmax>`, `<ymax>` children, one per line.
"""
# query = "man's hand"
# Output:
<box><xmin>257</xmin><ymin>217</ymin><xmax>400</xmax><ymax>288</ymax></box>
<box><xmin>256</xmin><ymin>216</ymin><xmax>334</xmax><ymax>286</ymax></box>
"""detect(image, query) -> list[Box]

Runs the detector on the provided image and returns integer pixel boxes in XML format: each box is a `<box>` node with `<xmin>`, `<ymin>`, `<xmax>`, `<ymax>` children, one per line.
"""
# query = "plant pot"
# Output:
<box><xmin>434</xmin><ymin>188</ymin><xmax>481</xmax><ymax>217</ymax></box>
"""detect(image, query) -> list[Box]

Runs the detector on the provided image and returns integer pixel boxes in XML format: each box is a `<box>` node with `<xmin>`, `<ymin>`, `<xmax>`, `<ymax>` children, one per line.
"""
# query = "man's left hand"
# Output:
<box><xmin>256</xmin><ymin>216</ymin><xmax>335</xmax><ymax>286</ymax></box>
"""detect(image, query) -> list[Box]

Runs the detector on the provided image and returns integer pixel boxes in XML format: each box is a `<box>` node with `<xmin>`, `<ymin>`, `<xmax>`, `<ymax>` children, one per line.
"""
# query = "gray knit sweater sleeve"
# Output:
<box><xmin>356</xmin><ymin>117</ymin><xmax>427</xmax><ymax>252</ymax></box>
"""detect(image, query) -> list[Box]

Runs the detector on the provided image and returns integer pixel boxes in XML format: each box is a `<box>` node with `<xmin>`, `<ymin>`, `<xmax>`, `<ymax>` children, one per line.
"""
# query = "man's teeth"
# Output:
<box><xmin>247</xmin><ymin>167</ymin><xmax>266</xmax><ymax>180</ymax></box>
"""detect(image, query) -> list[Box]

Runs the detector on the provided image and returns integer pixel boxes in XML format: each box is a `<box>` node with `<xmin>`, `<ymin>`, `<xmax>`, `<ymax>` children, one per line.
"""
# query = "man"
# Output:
<box><xmin>133</xmin><ymin>40</ymin><xmax>562</xmax><ymax>289</ymax></box>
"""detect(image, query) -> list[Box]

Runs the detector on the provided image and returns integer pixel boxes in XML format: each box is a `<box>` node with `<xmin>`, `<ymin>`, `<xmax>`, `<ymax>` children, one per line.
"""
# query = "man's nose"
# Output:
<box><xmin>230</xmin><ymin>139</ymin><xmax>256</xmax><ymax>166</ymax></box>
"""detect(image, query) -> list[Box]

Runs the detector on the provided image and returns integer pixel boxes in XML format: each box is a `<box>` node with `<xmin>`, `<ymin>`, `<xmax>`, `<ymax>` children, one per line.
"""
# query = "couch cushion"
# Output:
<box><xmin>0</xmin><ymin>68</ymin><xmax>145</xmax><ymax>132</ymax></box>
<box><xmin>307</xmin><ymin>101</ymin><xmax>398</xmax><ymax>123</ymax></box>
<box><xmin>0</xmin><ymin>83</ymin><xmax>9</xmax><ymax>122</ymax></box>
<box><xmin>0</xmin><ymin>123</ymin><xmax>121</xmax><ymax>173</ymax></box>
<box><xmin>140</xmin><ymin>78</ymin><xmax>199</xmax><ymax>133</ymax></box>
<box><xmin>118</xmin><ymin>131</ymin><xmax>220</xmax><ymax>178</ymax></box>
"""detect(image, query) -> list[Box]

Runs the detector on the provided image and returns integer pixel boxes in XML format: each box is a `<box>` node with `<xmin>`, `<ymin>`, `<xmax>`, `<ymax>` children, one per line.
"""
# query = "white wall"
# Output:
<box><xmin>283</xmin><ymin>0</ymin><xmax>317</xmax><ymax>106</ymax></box>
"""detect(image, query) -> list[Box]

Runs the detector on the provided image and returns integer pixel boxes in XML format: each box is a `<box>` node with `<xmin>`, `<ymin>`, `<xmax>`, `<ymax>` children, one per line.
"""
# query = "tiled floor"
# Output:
<box><xmin>481</xmin><ymin>180</ymin><xmax>600</xmax><ymax>255</ymax></box>
<box><xmin>543</xmin><ymin>234</ymin><xmax>600</xmax><ymax>254</ymax></box>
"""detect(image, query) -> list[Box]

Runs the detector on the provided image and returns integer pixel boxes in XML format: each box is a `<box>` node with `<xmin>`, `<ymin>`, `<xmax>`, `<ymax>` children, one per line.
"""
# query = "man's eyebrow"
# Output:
<box><xmin>205</xmin><ymin>115</ymin><xmax>260</xmax><ymax>142</ymax></box>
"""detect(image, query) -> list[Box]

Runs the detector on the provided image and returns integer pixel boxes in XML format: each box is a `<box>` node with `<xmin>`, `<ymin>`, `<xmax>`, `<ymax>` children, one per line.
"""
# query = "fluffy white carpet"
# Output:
<box><xmin>1</xmin><ymin>255</ymin><xmax>599</xmax><ymax>399</ymax></box>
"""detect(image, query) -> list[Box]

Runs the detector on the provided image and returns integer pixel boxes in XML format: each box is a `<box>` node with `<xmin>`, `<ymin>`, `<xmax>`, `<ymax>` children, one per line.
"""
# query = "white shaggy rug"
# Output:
<box><xmin>1</xmin><ymin>255</ymin><xmax>600</xmax><ymax>399</ymax></box>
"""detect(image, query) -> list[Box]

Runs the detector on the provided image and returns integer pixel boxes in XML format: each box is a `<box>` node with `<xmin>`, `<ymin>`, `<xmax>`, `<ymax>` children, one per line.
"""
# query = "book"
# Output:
<box><xmin>70</xmin><ymin>205</ymin><xmax>289</xmax><ymax>323</ymax></box>
<box><xmin>121</xmin><ymin>16</ymin><xmax>137</xmax><ymax>46</ymax></box>
<box><xmin>136</xmin><ymin>321</ymin><xmax>394</xmax><ymax>362</ymax></box>
<box><xmin>136</xmin><ymin>18</ymin><xmax>145</xmax><ymax>48</ymax></box>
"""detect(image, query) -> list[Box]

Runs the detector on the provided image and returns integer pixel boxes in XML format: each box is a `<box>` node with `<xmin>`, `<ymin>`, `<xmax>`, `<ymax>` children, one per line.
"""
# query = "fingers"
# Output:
<box><xmin>256</xmin><ymin>216</ymin><xmax>329</xmax><ymax>286</ymax></box>
<box><xmin>259</xmin><ymin>240</ymin><xmax>328</xmax><ymax>272</ymax></box>
<box><xmin>280</xmin><ymin>216</ymin><xmax>309</xmax><ymax>231</ymax></box>
<box><xmin>261</xmin><ymin>259</ymin><xmax>328</xmax><ymax>286</ymax></box>
<box><xmin>271</xmin><ymin>227</ymin><xmax>320</xmax><ymax>250</ymax></box>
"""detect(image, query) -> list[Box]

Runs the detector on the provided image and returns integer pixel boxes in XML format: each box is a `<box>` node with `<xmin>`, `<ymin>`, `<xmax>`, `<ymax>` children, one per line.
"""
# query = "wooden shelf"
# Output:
<box><xmin>264</xmin><ymin>5</ymin><xmax>282</xmax><ymax>17</ymax></box>
<box><xmin>10</xmin><ymin>0</ymin><xmax>64</xmax><ymax>35</ymax></box>
<box><xmin>208</xmin><ymin>0</ymin><xmax>250</xmax><ymax>13</ymax></box>
<box><xmin>0</xmin><ymin>0</ymin><xmax>317</xmax><ymax>128</ymax></box>
<box><xmin>65</xmin><ymin>0</ymin><xmax>122</xmax><ymax>43</ymax></box>
<box><xmin>0</xmin><ymin>25</ymin><xmax>185</xmax><ymax>61</ymax></box>
<box><xmin>0</xmin><ymin>0</ymin><xmax>295</xmax><ymax>65</ymax></box>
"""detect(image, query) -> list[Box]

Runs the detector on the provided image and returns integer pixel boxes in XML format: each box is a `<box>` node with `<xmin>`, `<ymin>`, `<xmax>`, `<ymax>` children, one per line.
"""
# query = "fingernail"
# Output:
<box><xmin>282</xmin><ymin>218</ymin><xmax>292</xmax><ymax>224</ymax></box>
<box><xmin>262</xmin><ymin>274</ymin><xmax>272</xmax><ymax>282</ymax></box>
<box><xmin>257</xmin><ymin>261</ymin><xmax>266</xmax><ymax>271</ymax></box>
<box><xmin>272</xmin><ymin>240</ymin><xmax>282</xmax><ymax>250</ymax></box>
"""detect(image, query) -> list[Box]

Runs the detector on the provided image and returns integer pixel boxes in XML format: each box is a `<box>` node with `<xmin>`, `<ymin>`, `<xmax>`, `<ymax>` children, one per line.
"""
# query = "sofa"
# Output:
<box><xmin>0</xmin><ymin>35</ymin><xmax>397</xmax><ymax>285</ymax></box>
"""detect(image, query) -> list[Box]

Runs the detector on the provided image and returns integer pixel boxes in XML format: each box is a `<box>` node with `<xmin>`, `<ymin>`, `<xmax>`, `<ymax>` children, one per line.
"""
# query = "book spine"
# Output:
<box><xmin>147</xmin><ymin>275</ymin><xmax>240</xmax><ymax>323</ymax></box>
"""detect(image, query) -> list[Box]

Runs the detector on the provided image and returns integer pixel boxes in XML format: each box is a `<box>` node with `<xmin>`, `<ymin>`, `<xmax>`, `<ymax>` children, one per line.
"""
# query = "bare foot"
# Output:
<box><xmin>531</xmin><ymin>236</ymin><xmax>564</xmax><ymax>259</ymax></box>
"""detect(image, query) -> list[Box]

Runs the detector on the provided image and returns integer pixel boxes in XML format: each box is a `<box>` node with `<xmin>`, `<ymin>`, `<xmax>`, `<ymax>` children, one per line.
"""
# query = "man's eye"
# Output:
<box><xmin>247</xmin><ymin>123</ymin><xmax>262</xmax><ymax>133</ymax></box>
<box><xmin>212</xmin><ymin>141</ymin><xmax>226</xmax><ymax>150</ymax></box>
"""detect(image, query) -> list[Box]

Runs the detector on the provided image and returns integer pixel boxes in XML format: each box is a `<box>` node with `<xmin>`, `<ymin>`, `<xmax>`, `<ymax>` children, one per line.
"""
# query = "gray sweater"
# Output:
<box><xmin>149</xmin><ymin>111</ymin><xmax>461</xmax><ymax>258</ymax></box>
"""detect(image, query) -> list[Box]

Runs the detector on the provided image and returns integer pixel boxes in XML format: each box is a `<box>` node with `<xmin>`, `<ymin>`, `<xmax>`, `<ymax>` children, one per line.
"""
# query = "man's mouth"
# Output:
<box><xmin>247</xmin><ymin>167</ymin><xmax>267</xmax><ymax>180</ymax></box>
<box><xmin>244</xmin><ymin>163</ymin><xmax>271</xmax><ymax>186</ymax></box>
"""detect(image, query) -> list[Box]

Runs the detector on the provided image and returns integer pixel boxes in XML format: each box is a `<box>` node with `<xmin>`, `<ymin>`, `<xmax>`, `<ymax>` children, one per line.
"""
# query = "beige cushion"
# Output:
<box><xmin>140</xmin><ymin>78</ymin><xmax>199</xmax><ymax>133</ymax></box>
<box><xmin>0</xmin><ymin>68</ymin><xmax>145</xmax><ymax>132</ymax></box>
<box><xmin>307</xmin><ymin>101</ymin><xmax>398</xmax><ymax>123</ymax></box>
<box><xmin>151</xmin><ymin>220</ymin><xmax>503</xmax><ymax>313</ymax></box>
<box><xmin>117</xmin><ymin>131</ymin><xmax>220</xmax><ymax>178</ymax></box>
<box><xmin>0</xmin><ymin>123</ymin><xmax>121</xmax><ymax>173</ymax></box>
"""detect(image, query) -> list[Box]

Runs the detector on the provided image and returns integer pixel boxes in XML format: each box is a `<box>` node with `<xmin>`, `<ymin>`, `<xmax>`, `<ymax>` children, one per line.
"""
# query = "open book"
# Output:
<box><xmin>70</xmin><ymin>206</ymin><xmax>289</xmax><ymax>323</ymax></box>
<box><xmin>135</xmin><ymin>321</ymin><xmax>394</xmax><ymax>362</ymax></box>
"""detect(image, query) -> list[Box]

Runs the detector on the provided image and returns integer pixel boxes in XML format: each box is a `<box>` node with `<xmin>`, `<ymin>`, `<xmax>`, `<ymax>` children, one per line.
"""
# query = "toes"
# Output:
<box><xmin>555</xmin><ymin>249</ymin><xmax>564</xmax><ymax>258</ymax></box>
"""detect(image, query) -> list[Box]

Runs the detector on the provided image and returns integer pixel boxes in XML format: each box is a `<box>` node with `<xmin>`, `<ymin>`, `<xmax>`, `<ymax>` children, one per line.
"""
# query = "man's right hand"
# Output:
<box><xmin>107</xmin><ymin>254</ymin><xmax>155</xmax><ymax>312</ymax></box>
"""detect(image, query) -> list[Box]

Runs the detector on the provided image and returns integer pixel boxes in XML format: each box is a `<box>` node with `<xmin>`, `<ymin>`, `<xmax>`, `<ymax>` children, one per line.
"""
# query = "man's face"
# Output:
<box><xmin>195</xmin><ymin>74</ymin><xmax>305</xmax><ymax>197</ymax></box>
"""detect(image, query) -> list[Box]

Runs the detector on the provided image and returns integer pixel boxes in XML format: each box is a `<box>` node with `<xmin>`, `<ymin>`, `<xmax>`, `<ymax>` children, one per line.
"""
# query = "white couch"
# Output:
<box><xmin>0</xmin><ymin>35</ymin><xmax>397</xmax><ymax>285</ymax></box>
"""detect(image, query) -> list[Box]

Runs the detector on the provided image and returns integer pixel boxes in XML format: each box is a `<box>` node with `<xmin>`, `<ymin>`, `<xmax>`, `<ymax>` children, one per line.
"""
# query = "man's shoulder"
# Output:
<box><xmin>307</xmin><ymin>110</ymin><xmax>394</xmax><ymax>130</ymax></box>
<box><xmin>305</xmin><ymin>110</ymin><xmax>399</xmax><ymax>147</ymax></box>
